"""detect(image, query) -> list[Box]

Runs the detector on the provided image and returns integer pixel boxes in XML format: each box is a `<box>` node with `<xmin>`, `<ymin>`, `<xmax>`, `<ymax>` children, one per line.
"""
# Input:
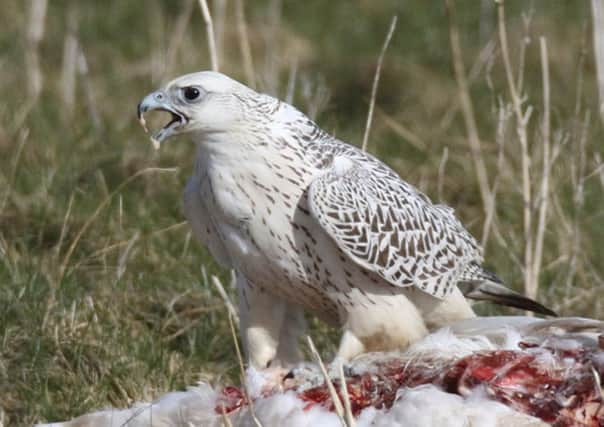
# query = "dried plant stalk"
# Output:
<box><xmin>285</xmin><ymin>59</ymin><xmax>298</xmax><ymax>104</ymax></box>
<box><xmin>480</xmin><ymin>101</ymin><xmax>508</xmax><ymax>248</ymax></box>
<box><xmin>445</xmin><ymin>0</ymin><xmax>492</xmax><ymax>212</ymax></box>
<box><xmin>592</xmin><ymin>0</ymin><xmax>604</xmax><ymax>122</ymax></box>
<box><xmin>306</xmin><ymin>336</ymin><xmax>346</xmax><ymax>424</ymax></box>
<box><xmin>165</xmin><ymin>0</ymin><xmax>195</xmax><ymax>77</ymax></box>
<box><xmin>212</xmin><ymin>275</ymin><xmax>240</xmax><ymax>325</ymax></box>
<box><xmin>531</xmin><ymin>37</ymin><xmax>552</xmax><ymax>298</ymax></box>
<box><xmin>212</xmin><ymin>0</ymin><xmax>227</xmax><ymax>66</ymax></box>
<box><xmin>198</xmin><ymin>0</ymin><xmax>219</xmax><ymax>71</ymax></box>
<box><xmin>262</xmin><ymin>0</ymin><xmax>283</xmax><ymax>95</ymax></box>
<box><xmin>338</xmin><ymin>362</ymin><xmax>356</xmax><ymax>427</ymax></box>
<box><xmin>57</xmin><ymin>167</ymin><xmax>178</xmax><ymax>287</ymax></box>
<box><xmin>497</xmin><ymin>0</ymin><xmax>536</xmax><ymax>300</ymax></box>
<box><xmin>77</xmin><ymin>46</ymin><xmax>102</xmax><ymax>134</ymax></box>
<box><xmin>437</xmin><ymin>147</ymin><xmax>449</xmax><ymax>202</ymax></box>
<box><xmin>362</xmin><ymin>16</ymin><xmax>397</xmax><ymax>152</ymax></box>
<box><xmin>227</xmin><ymin>310</ymin><xmax>263</xmax><ymax>427</ymax></box>
<box><xmin>235</xmin><ymin>0</ymin><xmax>256</xmax><ymax>88</ymax></box>
<box><xmin>25</xmin><ymin>0</ymin><xmax>48</xmax><ymax>100</ymax></box>
<box><xmin>61</xmin><ymin>7</ymin><xmax>79</xmax><ymax>116</ymax></box>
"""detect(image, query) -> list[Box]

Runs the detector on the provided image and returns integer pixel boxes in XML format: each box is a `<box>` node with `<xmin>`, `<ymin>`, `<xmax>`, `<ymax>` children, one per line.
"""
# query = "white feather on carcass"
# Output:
<box><xmin>37</xmin><ymin>316</ymin><xmax>604</xmax><ymax>427</ymax></box>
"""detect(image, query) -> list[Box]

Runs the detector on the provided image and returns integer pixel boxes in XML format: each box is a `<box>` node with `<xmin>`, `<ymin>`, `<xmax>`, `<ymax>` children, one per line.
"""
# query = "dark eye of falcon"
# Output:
<box><xmin>183</xmin><ymin>86</ymin><xmax>202</xmax><ymax>101</ymax></box>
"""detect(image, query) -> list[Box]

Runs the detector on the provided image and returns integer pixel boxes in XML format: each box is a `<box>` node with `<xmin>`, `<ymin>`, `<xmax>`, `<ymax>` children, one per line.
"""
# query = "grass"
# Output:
<box><xmin>1</xmin><ymin>0</ymin><xmax>603</xmax><ymax>424</ymax></box>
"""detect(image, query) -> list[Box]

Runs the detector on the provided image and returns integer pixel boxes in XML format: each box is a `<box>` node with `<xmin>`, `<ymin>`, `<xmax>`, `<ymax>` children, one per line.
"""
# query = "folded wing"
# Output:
<box><xmin>308</xmin><ymin>155</ymin><xmax>482</xmax><ymax>299</ymax></box>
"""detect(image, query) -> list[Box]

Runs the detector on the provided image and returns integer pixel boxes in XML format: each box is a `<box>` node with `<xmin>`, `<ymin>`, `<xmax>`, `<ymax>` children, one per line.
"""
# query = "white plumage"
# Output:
<box><xmin>137</xmin><ymin>71</ymin><xmax>554</xmax><ymax>368</ymax></box>
<box><xmin>44</xmin><ymin>315</ymin><xmax>604</xmax><ymax>427</ymax></box>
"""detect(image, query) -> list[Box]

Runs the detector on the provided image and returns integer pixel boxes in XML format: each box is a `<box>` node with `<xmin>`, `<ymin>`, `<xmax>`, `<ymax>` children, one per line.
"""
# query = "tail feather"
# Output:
<box><xmin>459</xmin><ymin>265</ymin><xmax>557</xmax><ymax>317</ymax></box>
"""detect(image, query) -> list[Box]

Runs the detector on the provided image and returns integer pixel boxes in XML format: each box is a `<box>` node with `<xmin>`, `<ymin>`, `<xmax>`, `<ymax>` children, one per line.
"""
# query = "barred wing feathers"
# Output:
<box><xmin>308</xmin><ymin>156</ymin><xmax>482</xmax><ymax>299</ymax></box>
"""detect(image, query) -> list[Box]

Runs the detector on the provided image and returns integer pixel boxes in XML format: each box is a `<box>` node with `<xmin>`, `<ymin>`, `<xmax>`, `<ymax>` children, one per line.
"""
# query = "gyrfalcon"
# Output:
<box><xmin>138</xmin><ymin>71</ymin><xmax>555</xmax><ymax>368</ymax></box>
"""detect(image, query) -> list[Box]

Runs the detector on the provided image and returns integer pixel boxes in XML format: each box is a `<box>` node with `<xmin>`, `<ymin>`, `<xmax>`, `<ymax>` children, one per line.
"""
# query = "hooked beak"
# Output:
<box><xmin>137</xmin><ymin>91</ymin><xmax>188</xmax><ymax>149</ymax></box>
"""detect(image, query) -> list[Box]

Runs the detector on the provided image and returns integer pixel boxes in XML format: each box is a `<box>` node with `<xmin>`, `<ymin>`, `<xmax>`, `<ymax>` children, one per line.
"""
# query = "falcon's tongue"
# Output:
<box><xmin>138</xmin><ymin>109</ymin><xmax>185</xmax><ymax>150</ymax></box>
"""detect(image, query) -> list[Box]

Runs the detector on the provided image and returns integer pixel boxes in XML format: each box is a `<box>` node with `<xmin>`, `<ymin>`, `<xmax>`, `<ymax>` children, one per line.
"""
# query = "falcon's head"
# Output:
<box><xmin>137</xmin><ymin>71</ymin><xmax>257</xmax><ymax>148</ymax></box>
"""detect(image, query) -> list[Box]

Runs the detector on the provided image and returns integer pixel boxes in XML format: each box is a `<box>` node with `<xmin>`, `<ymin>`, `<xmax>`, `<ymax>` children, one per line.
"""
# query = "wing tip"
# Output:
<box><xmin>460</xmin><ymin>280</ymin><xmax>558</xmax><ymax>317</ymax></box>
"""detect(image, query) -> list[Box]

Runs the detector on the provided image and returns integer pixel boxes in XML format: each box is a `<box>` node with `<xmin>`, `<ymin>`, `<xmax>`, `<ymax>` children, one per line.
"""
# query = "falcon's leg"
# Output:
<box><xmin>405</xmin><ymin>286</ymin><xmax>476</xmax><ymax>330</ymax></box>
<box><xmin>336</xmin><ymin>293</ymin><xmax>429</xmax><ymax>360</ymax></box>
<box><xmin>237</xmin><ymin>274</ymin><xmax>286</xmax><ymax>368</ymax></box>
<box><xmin>336</xmin><ymin>330</ymin><xmax>365</xmax><ymax>360</ymax></box>
<box><xmin>274</xmin><ymin>304</ymin><xmax>306</xmax><ymax>366</ymax></box>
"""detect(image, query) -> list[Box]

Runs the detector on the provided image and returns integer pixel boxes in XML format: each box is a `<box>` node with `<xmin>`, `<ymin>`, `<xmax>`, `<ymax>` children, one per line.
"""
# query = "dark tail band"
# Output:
<box><xmin>458</xmin><ymin>279</ymin><xmax>557</xmax><ymax>317</ymax></box>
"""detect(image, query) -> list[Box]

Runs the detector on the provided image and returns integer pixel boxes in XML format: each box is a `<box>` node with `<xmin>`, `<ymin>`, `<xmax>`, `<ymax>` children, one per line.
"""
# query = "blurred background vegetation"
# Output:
<box><xmin>1</xmin><ymin>0</ymin><xmax>603</xmax><ymax>424</ymax></box>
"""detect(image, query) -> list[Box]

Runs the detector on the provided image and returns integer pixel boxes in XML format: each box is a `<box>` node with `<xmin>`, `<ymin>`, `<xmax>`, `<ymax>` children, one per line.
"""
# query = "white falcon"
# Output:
<box><xmin>138</xmin><ymin>72</ymin><xmax>555</xmax><ymax>368</ymax></box>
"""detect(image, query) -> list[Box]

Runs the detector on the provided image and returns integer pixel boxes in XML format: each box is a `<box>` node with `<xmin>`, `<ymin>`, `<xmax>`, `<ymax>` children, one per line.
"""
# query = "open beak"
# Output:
<box><xmin>137</xmin><ymin>91</ymin><xmax>188</xmax><ymax>149</ymax></box>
